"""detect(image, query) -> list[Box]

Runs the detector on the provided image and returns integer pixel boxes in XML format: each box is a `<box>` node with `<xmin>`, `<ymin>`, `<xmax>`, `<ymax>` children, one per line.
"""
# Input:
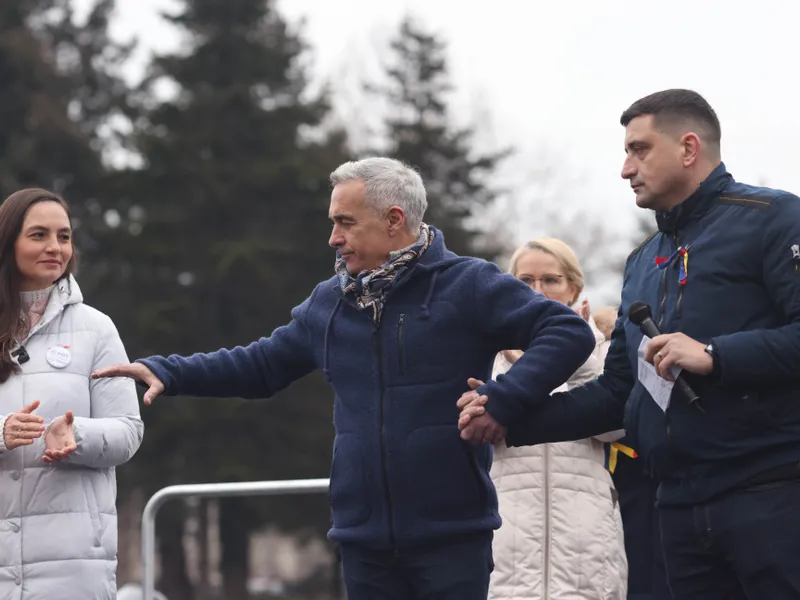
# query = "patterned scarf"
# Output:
<box><xmin>336</xmin><ymin>223</ymin><xmax>434</xmax><ymax>324</ymax></box>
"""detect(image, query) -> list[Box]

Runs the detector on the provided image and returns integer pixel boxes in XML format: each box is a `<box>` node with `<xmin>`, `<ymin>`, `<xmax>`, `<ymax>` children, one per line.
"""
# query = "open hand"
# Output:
<box><xmin>2</xmin><ymin>400</ymin><xmax>45</xmax><ymax>450</ymax></box>
<box><xmin>576</xmin><ymin>299</ymin><xmax>591</xmax><ymax>322</ymax></box>
<box><xmin>43</xmin><ymin>411</ymin><xmax>77</xmax><ymax>463</ymax></box>
<box><xmin>92</xmin><ymin>362</ymin><xmax>164</xmax><ymax>405</ymax></box>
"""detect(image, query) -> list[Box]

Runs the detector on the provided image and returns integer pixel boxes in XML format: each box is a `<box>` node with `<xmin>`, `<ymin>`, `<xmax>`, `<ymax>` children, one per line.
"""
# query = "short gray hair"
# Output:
<box><xmin>329</xmin><ymin>157</ymin><xmax>428</xmax><ymax>233</ymax></box>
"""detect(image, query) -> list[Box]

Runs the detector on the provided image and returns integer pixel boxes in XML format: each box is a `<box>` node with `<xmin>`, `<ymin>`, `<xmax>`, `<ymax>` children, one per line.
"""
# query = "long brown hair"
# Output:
<box><xmin>0</xmin><ymin>188</ymin><xmax>79</xmax><ymax>382</ymax></box>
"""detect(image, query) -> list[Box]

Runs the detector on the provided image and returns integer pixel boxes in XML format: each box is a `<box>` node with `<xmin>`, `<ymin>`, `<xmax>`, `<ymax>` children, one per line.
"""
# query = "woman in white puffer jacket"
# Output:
<box><xmin>0</xmin><ymin>188</ymin><xmax>143</xmax><ymax>599</ymax></box>
<box><xmin>488</xmin><ymin>238</ymin><xmax>627</xmax><ymax>600</ymax></box>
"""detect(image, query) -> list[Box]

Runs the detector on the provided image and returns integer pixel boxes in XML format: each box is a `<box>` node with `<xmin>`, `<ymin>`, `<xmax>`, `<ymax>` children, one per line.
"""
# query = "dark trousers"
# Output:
<box><xmin>612</xmin><ymin>455</ymin><xmax>670</xmax><ymax>600</ymax></box>
<box><xmin>340</xmin><ymin>533</ymin><xmax>493</xmax><ymax>600</ymax></box>
<box><xmin>658</xmin><ymin>479</ymin><xmax>800</xmax><ymax>599</ymax></box>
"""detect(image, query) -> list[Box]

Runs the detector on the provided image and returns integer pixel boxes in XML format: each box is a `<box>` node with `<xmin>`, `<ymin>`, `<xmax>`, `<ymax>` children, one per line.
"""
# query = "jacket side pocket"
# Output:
<box><xmin>81</xmin><ymin>473</ymin><xmax>102</xmax><ymax>547</ymax></box>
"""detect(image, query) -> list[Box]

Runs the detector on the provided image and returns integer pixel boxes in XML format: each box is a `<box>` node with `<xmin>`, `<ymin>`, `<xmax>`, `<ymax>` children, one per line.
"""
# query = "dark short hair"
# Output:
<box><xmin>620</xmin><ymin>89</ymin><xmax>721</xmax><ymax>148</ymax></box>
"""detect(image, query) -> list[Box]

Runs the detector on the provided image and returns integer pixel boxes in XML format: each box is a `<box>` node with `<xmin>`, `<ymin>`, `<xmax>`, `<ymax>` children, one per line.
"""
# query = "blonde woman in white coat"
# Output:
<box><xmin>487</xmin><ymin>238</ymin><xmax>627</xmax><ymax>600</ymax></box>
<box><xmin>0</xmin><ymin>189</ymin><xmax>143</xmax><ymax>599</ymax></box>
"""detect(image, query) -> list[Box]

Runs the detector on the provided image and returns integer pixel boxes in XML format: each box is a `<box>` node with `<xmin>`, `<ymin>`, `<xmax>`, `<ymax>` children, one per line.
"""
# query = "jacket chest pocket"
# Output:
<box><xmin>397</xmin><ymin>314</ymin><xmax>407</xmax><ymax>377</ymax></box>
<box><xmin>391</xmin><ymin>308</ymin><xmax>465</xmax><ymax>384</ymax></box>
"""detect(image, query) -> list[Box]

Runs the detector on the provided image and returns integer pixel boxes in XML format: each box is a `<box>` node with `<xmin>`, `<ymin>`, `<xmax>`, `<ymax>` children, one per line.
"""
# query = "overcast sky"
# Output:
<box><xmin>73</xmin><ymin>0</ymin><xmax>800</xmax><ymax>301</ymax></box>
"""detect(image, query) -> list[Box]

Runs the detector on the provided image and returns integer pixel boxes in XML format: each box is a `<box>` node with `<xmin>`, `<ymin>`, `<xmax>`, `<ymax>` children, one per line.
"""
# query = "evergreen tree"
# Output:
<box><xmin>372</xmin><ymin>16</ymin><xmax>509</xmax><ymax>259</ymax></box>
<box><xmin>0</xmin><ymin>1</ymin><xmax>103</xmax><ymax>199</ymax></box>
<box><xmin>118</xmin><ymin>0</ymin><xmax>349</xmax><ymax>596</ymax></box>
<box><xmin>34</xmin><ymin>0</ymin><xmax>135</xmax><ymax>157</ymax></box>
<box><xmin>0</xmin><ymin>0</ymin><xmax>135</xmax><ymax>284</ymax></box>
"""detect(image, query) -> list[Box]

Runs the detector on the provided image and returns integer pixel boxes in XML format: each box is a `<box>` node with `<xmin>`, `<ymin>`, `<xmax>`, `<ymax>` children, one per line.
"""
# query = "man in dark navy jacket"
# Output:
<box><xmin>94</xmin><ymin>157</ymin><xmax>595</xmax><ymax>600</ymax></box>
<box><xmin>460</xmin><ymin>89</ymin><xmax>800</xmax><ymax>599</ymax></box>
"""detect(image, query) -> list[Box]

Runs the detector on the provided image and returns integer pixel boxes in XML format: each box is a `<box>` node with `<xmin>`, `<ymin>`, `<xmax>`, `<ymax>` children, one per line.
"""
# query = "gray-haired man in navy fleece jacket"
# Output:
<box><xmin>94</xmin><ymin>157</ymin><xmax>595</xmax><ymax>600</ymax></box>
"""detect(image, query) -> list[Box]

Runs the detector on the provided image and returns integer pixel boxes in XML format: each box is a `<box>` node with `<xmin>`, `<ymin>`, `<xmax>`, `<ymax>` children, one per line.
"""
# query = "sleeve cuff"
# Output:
<box><xmin>67</xmin><ymin>417</ymin><xmax>106</xmax><ymax>464</ymax></box>
<box><xmin>0</xmin><ymin>414</ymin><xmax>8</xmax><ymax>452</ymax></box>
<box><xmin>480</xmin><ymin>384</ymin><xmax>518</xmax><ymax>428</ymax></box>
<box><xmin>136</xmin><ymin>357</ymin><xmax>174</xmax><ymax>396</ymax></box>
<box><xmin>504</xmin><ymin>420</ymin><xmax>540</xmax><ymax>447</ymax></box>
<box><xmin>709</xmin><ymin>334</ymin><xmax>739</xmax><ymax>385</ymax></box>
<box><xmin>709</xmin><ymin>340</ymin><xmax>722</xmax><ymax>382</ymax></box>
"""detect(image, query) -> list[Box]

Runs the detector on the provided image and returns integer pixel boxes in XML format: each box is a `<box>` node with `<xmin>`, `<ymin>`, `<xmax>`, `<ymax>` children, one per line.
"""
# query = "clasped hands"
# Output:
<box><xmin>457</xmin><ymin>301</ymin><xmax>592</xmax><ymax>445</ymax></box>
<box><xmin>456</xmin><ymin>332</ymin><xmax>713</xmax><ymax>446</ymax></box>
<box><xmin>2</xmin><ymin>400</ymin><xmax>77</xmax><ymax>462</ymax></box>
<box><xmin>457</xmin><ymin>378</ymin><xmax>505</xmax><ymax>445</ymax></box>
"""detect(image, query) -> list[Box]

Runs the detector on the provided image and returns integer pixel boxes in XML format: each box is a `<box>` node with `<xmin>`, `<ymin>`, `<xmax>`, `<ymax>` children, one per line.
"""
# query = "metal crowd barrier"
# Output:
<box><xmin>140</xmin><ymin>478</ymin><xmax>330</xmax><ymax>600</ymax></box>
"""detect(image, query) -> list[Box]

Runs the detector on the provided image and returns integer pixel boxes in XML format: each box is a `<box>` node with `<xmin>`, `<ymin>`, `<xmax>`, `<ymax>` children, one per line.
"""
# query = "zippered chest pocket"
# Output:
<box><xmin>397</xmin><ymin>313</ymin><xmax>407</xmax><ymax>377</ymax></box>
<box><xmin>391</xmin><ymin>305</ymin><xmax>467</xmax><ymax>384</ymax></box>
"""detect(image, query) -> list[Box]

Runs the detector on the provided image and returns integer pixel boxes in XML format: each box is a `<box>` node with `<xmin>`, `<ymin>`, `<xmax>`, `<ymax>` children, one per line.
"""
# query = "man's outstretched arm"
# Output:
<box><xmin>92</xmin><ymin>287</ymin><xmax>321</xmax><ymax>404</ymax></box>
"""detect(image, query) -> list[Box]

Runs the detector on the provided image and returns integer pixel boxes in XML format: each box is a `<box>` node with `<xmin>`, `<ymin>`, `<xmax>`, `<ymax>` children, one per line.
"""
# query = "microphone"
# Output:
<box><xmin>11</xmin><ymin>345</ymin><xmax>29</xmax><ymax>365</ymax></box>
<box><xmin>628</xmin><ymin>301</ymin><xmax>699</xmax><ymax>403</ymax></box>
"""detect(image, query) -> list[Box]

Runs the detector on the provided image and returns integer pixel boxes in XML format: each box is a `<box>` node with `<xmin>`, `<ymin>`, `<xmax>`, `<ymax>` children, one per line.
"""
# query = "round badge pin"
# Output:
<box><xmin>46</xmin><ymin>346</ymin><xmax>71</xmax><ymax>369</ymax></box>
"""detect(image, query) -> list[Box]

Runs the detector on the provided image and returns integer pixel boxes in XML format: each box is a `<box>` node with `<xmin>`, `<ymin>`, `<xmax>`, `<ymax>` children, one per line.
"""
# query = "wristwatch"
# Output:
<box><xmin>705</xmin><ymin>343</ymin><xmax>719</xmax><ymax>375</ymax></box>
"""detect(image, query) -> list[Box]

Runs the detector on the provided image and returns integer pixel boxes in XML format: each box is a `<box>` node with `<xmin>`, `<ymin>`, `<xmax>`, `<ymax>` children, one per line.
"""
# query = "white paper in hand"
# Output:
<box><xmin>637</xmin><ymin>336</ymin><xmax>681</xmax><ymax>412</ymax></box>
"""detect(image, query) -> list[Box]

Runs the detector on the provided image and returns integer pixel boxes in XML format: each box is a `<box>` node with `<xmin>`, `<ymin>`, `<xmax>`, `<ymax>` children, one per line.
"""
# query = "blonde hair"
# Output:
<box><xmin>508</xmin><ymin>237</ymin><xmax>585</xmax><ymax>306</ymax></box>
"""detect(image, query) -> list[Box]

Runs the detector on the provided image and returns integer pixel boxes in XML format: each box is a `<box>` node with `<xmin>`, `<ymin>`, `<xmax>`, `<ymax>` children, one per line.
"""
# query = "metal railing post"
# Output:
<box><xmin>141</xmin><ymin>478</ymin><xmax>329</xmax><ymax>600</ymax></box>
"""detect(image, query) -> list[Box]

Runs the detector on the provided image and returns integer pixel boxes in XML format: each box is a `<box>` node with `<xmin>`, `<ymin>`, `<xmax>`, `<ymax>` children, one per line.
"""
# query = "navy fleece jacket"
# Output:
<box><xmin>140</xmin><ymin>228</ymin><xmax>595</xmax><ymax>549</ymax></box>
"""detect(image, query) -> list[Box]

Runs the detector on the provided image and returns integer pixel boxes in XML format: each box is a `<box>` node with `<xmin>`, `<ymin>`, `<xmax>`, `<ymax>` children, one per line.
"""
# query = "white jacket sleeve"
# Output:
<box><xmin>67</xmin><ymin>316</ymin><xmax>144</xmax><ymax>468</ymax></box>
<box><xmin>0</xmin><ymin>413</ymin><xmax>8</xmax><ymax>453</ymax></box>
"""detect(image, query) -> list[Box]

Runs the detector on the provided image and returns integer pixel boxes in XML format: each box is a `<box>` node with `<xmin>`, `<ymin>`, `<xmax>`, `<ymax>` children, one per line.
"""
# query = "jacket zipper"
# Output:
<box><xmin>18</xmin><ymin>295</ymin><xmax>68</xmax><ymax>347</ymax></box>
<box><xmin>397</xmin><ymin>314</ymin><xmax>406</xmax><ymax>376</ymax></box>
<box><xmin>374</xmin><ymin>326</ymin><xmax>398</xmax><ymax>553</ymax></box>
<box><xmin>657</xmin><ymin>266</ymin><xmax>669</xmax><ymax>331</ymax></box>
<box><xmin>676</xmin><ymin>235</ymin><xmax>686</xmax><ymax>320</ymax></box>
<box><xmin>11</xmin><ymin>298</ymin><xmax>70</xmax><ymax>368</ymax></box>
<box><xmin>676</xmin><ymin>285</ymin><xmax>685</xmax><ymax>319</ymax></box>
<box><xmin>662</xmin><ymin>231</ymin><xmax>682</xmax><ymax>447</ymax></box>
<box><xmin>543</xmin><ymin>443</ymin><xmax>551</xmax><ymax>600</ymax></box>
<box><xmin>657</xmin><ymin>230</ymin><xmax>682</xmax><ymax>328</ymax></box>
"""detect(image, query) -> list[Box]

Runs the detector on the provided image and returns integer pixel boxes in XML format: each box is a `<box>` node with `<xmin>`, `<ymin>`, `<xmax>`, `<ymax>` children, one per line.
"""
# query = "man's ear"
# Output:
<box><xmin>681</xmin><ymin>132</ymin><xmax>701</xmax><ymax>167</ymax></box>
<box><xmin>387</xmin><ymin>206</ymin><xmax>406</xmax><ymax>236</ymax></box>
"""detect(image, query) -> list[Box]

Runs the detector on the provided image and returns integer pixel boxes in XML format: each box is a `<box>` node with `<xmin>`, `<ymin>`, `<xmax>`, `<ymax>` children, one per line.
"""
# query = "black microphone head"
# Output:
<box><xmin>628</xmin><ymin>301</ymin><xmax>652</xmax><ymax>326</ymax></box>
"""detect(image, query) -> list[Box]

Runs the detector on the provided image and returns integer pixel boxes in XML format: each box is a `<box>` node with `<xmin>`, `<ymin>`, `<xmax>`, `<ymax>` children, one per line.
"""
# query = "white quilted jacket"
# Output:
<box><xmin>0</xmin><ymin>277</ymin><xmax>143</xmax><ymax>599</ymax></box>
<box><xmin>489</xmin><ymin>319</ymin><xmax>628</xmax><ymax>600</ymax></box>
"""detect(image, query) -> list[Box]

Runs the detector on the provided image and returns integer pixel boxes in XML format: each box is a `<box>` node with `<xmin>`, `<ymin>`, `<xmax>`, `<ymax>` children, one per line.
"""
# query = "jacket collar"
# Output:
<box><xmin>655</xmin><ymin>162</ymin><xmax>732</xmax><ymax>233</ymax></box>
<box><xmin>14</xmin><ymin>276</ymin><xmax>82</xmax><ymax>349</ymax></box>
<box><xmin>29</xmin><ymin>276</ymin><xmax>81</xmax><ymax>335</ymax></box>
